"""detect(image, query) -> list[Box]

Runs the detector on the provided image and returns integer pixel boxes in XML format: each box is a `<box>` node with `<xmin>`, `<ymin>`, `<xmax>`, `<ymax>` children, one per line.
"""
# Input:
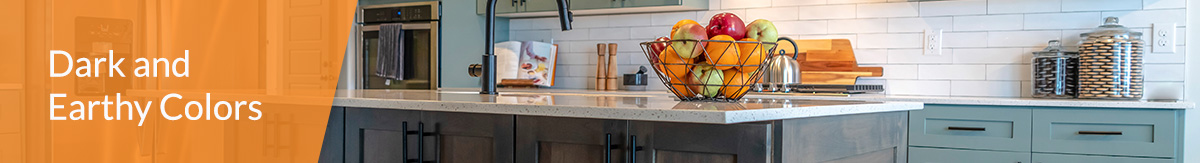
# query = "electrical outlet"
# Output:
<box><xmin>1152</xmin><ymin>23</ymin><xmax>1176</xmax><ymax>53</ymax></box>
<box><xmin>924</xmin><ymin>29</ymin><xmax>943</xmax><ymax>56</ymax></box>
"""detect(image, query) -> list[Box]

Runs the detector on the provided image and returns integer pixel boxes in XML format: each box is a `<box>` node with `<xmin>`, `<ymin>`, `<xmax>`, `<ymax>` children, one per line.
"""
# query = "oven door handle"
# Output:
<box><xmin>362</xmin><ymin>23</ymin><xmax>434</xmax><ymax>31</ymax></box>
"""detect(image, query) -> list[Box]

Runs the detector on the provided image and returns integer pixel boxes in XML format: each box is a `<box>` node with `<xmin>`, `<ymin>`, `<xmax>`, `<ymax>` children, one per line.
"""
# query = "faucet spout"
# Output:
<box><xmin>479</xmin><ymin>0</ymin><xmax>573</xmax><ymax>95</ymax></box>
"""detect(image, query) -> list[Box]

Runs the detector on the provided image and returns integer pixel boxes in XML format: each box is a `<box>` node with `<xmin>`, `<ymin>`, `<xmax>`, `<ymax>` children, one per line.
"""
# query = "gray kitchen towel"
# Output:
<box><xmin>375</xmin><ymin>23</ymin><xmax>405</xmax><ymax>80</ymax></box>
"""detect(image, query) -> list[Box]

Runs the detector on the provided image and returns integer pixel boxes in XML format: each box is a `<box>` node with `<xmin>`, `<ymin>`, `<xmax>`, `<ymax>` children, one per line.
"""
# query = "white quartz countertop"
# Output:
<box><xmin>332</xmin><ymin>89</ymin><xmax>923</xmax><ymax>124</ymax></box>
<box><xmin>434</xmin><ymin>88</ymin><xmax>1193</xmax><ymax>109</ymax></box>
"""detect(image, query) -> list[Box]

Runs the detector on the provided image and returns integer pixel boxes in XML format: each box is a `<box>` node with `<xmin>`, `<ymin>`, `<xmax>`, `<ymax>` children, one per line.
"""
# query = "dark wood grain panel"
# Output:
<box><xmin>516</xmin><ymin>116</ymin><xmax>625</xmax><ymax>163</ymax></box>
<box><xmin>423</xmin><ymin>111</ymin><xmax>514</xmax><ymax>163</ymax></box>
<box><xmin>655</xmin><ymin>150</ymin><xmax>736</xmax><ymax>163</ymax></box>
<box><xmin>630</xmin><ymin>121</ymin><xmax>770</xmax><ymax>163</ymax></box>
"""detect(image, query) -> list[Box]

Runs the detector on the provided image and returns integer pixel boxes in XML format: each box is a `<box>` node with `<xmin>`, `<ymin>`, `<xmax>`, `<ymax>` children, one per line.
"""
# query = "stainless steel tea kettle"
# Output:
<box><xmin>758</xmin><ymin>37</ymin><xmax>801</xmax><ymax>92</ymax></box>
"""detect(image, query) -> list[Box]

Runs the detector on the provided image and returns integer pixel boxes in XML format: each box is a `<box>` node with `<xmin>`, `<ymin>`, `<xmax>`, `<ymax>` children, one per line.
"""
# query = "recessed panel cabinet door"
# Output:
<box><xmin>572</xmin><ymin>0</ymin><xmax>621</xmax><ymax>10</ymax></box>
<box><xmin>422</xmin><ymin>111</ymin><xmax>515</xmax><ymax>163</ymax></box>
<box><xmin>477</xmin><ymin>0</ymin><xmax>519</xmax><ymax>14</ymax></box>
<box><xmin>628</xmin><ymin>121</ymin><xmax>770</xmax><ymax>163</ymax></box>
<box><xmin>625</xmin><ymin>0</ymin><xmax>681</xmax><ymax>7</ymax></box>
<box><xmin>344</xmin><ymin>108</ymin><xmax>422</xmax><ymax>163</ymax></box>
<box><xmin>515</xmin><ymin>116</ymin><xmax>627</xmax><ymax>163</ymax></box>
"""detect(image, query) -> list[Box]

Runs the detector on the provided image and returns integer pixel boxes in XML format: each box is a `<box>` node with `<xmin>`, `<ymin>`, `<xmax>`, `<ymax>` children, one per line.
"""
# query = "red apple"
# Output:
<box><xmin>706</xmin><ymin>13</ymin><xmax>747</xmax><ymax>40</ymax></box>
<box><xmin>649</xmin><ymin>36</ymin><xmax>671</xmax><ymax>62</ymax></box>
<box><xmin>670</xmin><ymin>23</ymin><xmax>707</xmax><ymax>59</ymax></box>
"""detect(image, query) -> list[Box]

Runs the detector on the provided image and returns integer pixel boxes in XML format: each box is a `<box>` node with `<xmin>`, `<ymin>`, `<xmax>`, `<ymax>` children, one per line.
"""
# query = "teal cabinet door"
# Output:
<box><xmin>625</xmin><ymin>0</ymin><xmax>681</xmax><ymax>7</ymax></box>
<box><xmin>572</xmin><ymin>0</ymin><xmax>621</xmax><ymax>10</ymax></box>
<box><xmin>522</xmin><ymin>0</ymin><xmax>561</xmax><ymax>12</ymax></box>
<box><xmin>909</xmin><ymin>105</ymin><xmax>1032</xmax><ymax>152</ymax></box>
<box><xmin>909</xmin><ymin>147</ymin><xmax>1030</xmax><ymax>163</ymax></box>
<box><xmin>1032</xmin><ymin>109</ymin><xmax>1177</xmax><ymax>158</ymax></box>
<box><xmin>1032</xmin><ymin>153</ymin><xmax>1173</xmax><ymax>163</ymax></box>
<box><xmin>477</xmin><ymin>0</ymin><xmax>520</xmax><ymax>14</ymax></box>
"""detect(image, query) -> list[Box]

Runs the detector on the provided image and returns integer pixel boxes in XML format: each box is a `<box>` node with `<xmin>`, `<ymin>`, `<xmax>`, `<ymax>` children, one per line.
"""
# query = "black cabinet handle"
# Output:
<box><xmin>628</xmin><ymin>135</ymin><xmax>644</xmax><ymax>163</ymax></box>
<box><xmin>402</xmin><ymin>121</ymin><xmax>410</xmax><ymax>162</ymax></box>
<box><xmin>511</xmin><ymin>0</ymin><xmax>516</xmax><ymax>7</ymax></box>
<box><xmin>405</xmin><ymin>122</ymin><xmax>438</xmax><ymax>163</ymax></box>
<box><xmin>947</xmin><ymin>126</ymin><xmax>987</xmax><ymax>131</ymax></box>
<box><xmin>1078</xmin><ymin>131</ymin><xmax>1122</xmax><ymax>135</ymax></box>
<box><xmin>605</xmin><ymin>134</ymin><xmax>612</xmax><ymax>163</ymax></box>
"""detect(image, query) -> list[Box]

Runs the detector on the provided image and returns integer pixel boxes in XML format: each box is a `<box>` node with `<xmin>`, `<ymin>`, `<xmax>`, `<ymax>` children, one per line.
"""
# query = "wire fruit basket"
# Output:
<box><xmin>639</xmin><ymin>39</ymin><xmax>778</xmax><ymax>101</ymax></box>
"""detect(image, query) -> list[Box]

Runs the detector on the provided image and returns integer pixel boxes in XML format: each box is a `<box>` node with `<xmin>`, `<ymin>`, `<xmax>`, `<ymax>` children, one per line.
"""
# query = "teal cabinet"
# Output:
<box><xmin>1032</xmin><ymin>153</ymin><xmax>1173</xmax><ymax>163</ymax></box>
<box><xmin>478</xmin><ymin>0</ymin><xmax>706</xmax><ymax>17</ymax></box>
<box><xmin>1032</xmin><ymin>109</ymin><xmax>1177</xmax><ymax>158</ymax></box>
<box><xmin>909</xmin><ymin>105</ymin><xmax>1032</xmax><ymax>152</ymax></box>
<box><xmin>909</xmin><ymin>147</ymin><xmax>1029</xmax><ymax>163</ymax></box>
<box><xmin>908</xmin><ymin>104</ymin><xmax>1186</xmax><ymax>163</ymax></box>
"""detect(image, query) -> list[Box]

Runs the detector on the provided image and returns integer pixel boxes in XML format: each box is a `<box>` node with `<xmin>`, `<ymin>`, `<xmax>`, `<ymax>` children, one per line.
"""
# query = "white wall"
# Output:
<box><xmin>510</xmin><ymin>0</ymin><xmax>1189</xmax><ymax>98</ymax></box>
<box><xmin>1184</xmin><ymin>0</ymin><xmax>1197</xmax><ymax>162</ymax></box>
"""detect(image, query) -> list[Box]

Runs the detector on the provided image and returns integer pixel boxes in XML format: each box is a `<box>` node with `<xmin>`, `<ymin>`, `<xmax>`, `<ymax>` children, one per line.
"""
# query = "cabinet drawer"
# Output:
<box><xmin>1032</xmin><ymin>153</ymin><xmax>1173</xmax><ymax>163</ymax></box>
<box><xmin>1032</xmin><ymin>109</ymin><xmax>1176</xmax><ymax>158</ymax></box>
<box><xmin>910</xmin><ymin>105</ymin><xmax>1032</xmax><ymax>151</ymax></box>
<box><xmin>909</xmin><ymin>147</ymin><xmax>1029</xmax><ymax>163</ymax></box>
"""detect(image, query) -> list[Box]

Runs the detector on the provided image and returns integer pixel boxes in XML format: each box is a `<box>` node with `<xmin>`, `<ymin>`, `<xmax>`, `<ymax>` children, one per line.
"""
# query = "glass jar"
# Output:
<box><xmin>1076</xmin><ymin>17</ymin><xmax>1144</xmax><ymax>100</ymax></box>
<box><xmin>1031</xmin><ymin>40</ymin><xmax>1079</xmax><ymax>98</ymax></box>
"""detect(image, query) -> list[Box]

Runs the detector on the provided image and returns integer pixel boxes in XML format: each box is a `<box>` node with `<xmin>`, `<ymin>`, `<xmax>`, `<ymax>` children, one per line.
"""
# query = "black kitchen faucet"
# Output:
<box><xmin>470</xmin><ymin>0</ymin><xmax>573</xmax><ymax>94</ymax></box>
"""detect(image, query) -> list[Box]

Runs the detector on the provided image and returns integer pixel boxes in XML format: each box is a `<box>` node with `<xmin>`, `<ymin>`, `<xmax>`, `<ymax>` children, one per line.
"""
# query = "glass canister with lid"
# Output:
<box><xmin>1031</xmin><ymin>40</ymin><xmax>1079</xmax><ymax>98</ymax></box>
<box><xmin>1077</xmin><ymin>17</ymin><xmax>1144</xmax><ymax>99</ymax></box>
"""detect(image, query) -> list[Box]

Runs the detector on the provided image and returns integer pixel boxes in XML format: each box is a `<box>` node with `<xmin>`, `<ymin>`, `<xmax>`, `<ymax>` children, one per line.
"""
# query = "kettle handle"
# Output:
<box><xmin>776</xmin><ymin>37</ymin><xmax>800</xmax><ymax>60</ymax></box>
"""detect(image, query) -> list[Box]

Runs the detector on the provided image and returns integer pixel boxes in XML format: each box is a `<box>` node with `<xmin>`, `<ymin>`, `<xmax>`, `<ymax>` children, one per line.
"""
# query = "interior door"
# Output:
<box><xmin>515</xmin><ymin>116</ymin><xmax>626</xmax><ymax>163</ymax></box>
<box><xmin>278</xmin><ymin>0</ymin><xmax>339</xmax><ymax>92</ymax></box>
<box><xmin>628</xmin><ymin>121</ymin><xmax>770</xmax><ymax>163</ymax></box>
<box><xmin>0</xmin><ymin>90</ymin><xmax>20</xmax><ymax>163</ymax></box>
<box><xmin>344</xmin><ymin>108</ymin><xmax>422</xmax><ymax>163</ymax></box>
<box><xmin>421</xmin><ymin>111</ymin><xmax>514</xmax><ymax>163</ymax></box>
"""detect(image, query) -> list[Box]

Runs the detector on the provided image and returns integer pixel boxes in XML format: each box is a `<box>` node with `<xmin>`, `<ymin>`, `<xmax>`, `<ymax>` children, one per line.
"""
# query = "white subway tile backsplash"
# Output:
<box><xmin>828</xmin><ymin>19</ymin><xmax>889</xmax><ymax>34</ymax></box>
<box><xmin>879</xmin><ymin>65</ymin><xmax>918</xmax><ymax>79</ymax></box>
<box><xmin>1023</xmin><ymin>12</ymin><xmax>1102</xmax><ymax>30</ymax></box>
<box><xmin>919</xmin><ymin>65</ymin><xmax>986</xmax><ymax>80</ymax></box>
<box><xmin>1020</xmin><ymin>81</ymin><xmax>1033</xmax><ymax>97</ymax></box>
<box><xmin>505</xmin><ymin>0</ymin><xmax>1189</xmax><ymax>97</ymax></box>
<box><xmin>986</xmin><ymin>64</ymin><xmax>1031</xmax><ymax>80</ymax></box>
<box><xmin>722</xmin><ymin>0</ymin><xmax>772</xmax><ymax>9</ymax></box>
<box><xmin>953</xmin><ymin>15</ymin><xmax>1024</xmax><ymax>31</ymax></box>
<box><xmin>589</xmin><ymin>28</ymin><xmax>632</xmax><ymax>40</ymax></box>
<box><xmin>888</xmin><ymin>80</ymin><xmax>951</xmax><ymax>96</ymax></box>
<box><xmin>858</xmin><ymin>33</ymin><xmax>922</xmax><ymax>48</ymax></box>
<box><xmin>951</xmin><ymin>81</ymin><xmax>1022</xmax><ymax>97</ymax></box>
<box><xmin>1061</xmin><ymin>0</ymin><xmax>1142</xmax><ymax>12</ymax></box>
<box><xmin>745</xmin><ymin>7</ymin><xmax>800</xmax><ymax>21</ymax></box>
<box><xmin>987</xmin><ymin>0</ymin><xmax>1061</xmax><ymax>14</ymax></box>
<box><xmin>856</xmin><ymin>2</ymin><xmax>920</xmax><ymax>18</ymax></box>
<box><xmin>609</xmin><ymin>14</ymin><xmax>654</xmax><ymax>27</ymax></box>
<box><xmin>887</xmin><ymin>49</ymin><xmax>953</xmax><ymax>64</ymax></box>
<box><xmin>1143</xmin><ymin>0</ymin><xmax>1186</xmax><ymax>9</ymax></box>
<box><xmin>650</xmin><ymin>12</ymin><xmax>699</xmax><ymax>26</ymax></box>
<box><xmin>1143</xmin><ymin>64</ymin><xmax>1185</xmax><ymax>82</ymax></box>
<box><xmin>944</xmin><ymin>32</ymin><xmax>989</xmax><ymax>48</ymax></box>
<box><xmin>796</xmin><ymin>5</ymin><xmax>856</xmax><ymax>20</ymax></box>
<box><xmin>987</xmin><ymin>30</ymin><xmax>1061</xmax><ymax>47</ymax></box>
<box><xmin>772</xmin><ymin>0</ymin><xmax>825</xmax><ymax>6</ymax></box>
<box><xmin>1101</xmin><ymin>9</ymin><xmax>1187</xmax><ymax>28</ymax></box>
<box><xmin>776</xmin><ymin>20</ymin><xmax>829</xmax><ymax>35</ymax></box>
<box><xmin>888</xmin><ymin>17</ymin><xmax>954</xmax><ymax>33</ymax></box>
<box><xmin>953</xmin><ymin>48</ymin><xmax>1029</xmax><ymax>64</ymax></box>
<box><xmin>854</xmin><ymin>49</ymin><xmax>888</xmax><ymax>64</ymax></box>
<box><xmin>552</xmin><ymin>29</ymin><xmax>592</xmax><ymax>41</ymax></box>
<box><xmin>919</xmin><ymin>0</ymin><xmax>987</xmax><ymax>17</ymax></box>
<box><xmin>828</xmin><ymin>0</ymin><xmax>887</xmax><ymax>4</ymax></box>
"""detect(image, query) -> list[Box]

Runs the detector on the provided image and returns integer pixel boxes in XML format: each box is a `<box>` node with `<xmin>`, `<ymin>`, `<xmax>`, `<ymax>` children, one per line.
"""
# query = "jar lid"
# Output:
<box><xmin>1034</xmin><ymin>40</ymin><xmax>1077</xmax><ymax>57</ymax></box>
<box><xmin>1081</xmin><ymin>17</ymin><xmax>1142</xmax><ymax>37</ymax></box>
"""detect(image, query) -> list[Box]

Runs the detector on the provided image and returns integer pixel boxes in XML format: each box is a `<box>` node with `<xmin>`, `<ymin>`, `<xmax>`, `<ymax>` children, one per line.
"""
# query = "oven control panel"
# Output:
<box><xmin>363</xmin><ymin>5</ymin><xmax>436</xmax><ymax>23</ymax></box>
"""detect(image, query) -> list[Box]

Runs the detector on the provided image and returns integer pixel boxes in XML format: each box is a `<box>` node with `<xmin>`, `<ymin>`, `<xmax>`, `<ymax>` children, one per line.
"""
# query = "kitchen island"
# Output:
<box><xmin>323</xmin><ymin>89</ymin><xmax>924</xmax><ymax>163</ymax></box>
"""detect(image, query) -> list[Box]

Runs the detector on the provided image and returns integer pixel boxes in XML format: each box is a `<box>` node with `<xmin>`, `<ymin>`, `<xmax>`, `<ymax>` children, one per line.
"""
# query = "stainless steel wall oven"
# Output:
<box><xmin>355</xmin><ymin>1</ymin><xmax>439</xmax><ymax>89</ymax></box>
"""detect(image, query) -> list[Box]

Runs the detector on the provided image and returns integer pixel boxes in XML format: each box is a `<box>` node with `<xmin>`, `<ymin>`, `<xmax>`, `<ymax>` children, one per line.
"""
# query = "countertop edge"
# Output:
<box><xmin>750</xmin><ymin>95</ymin><xmax>1195</xmax><ymax>110</ymax></box>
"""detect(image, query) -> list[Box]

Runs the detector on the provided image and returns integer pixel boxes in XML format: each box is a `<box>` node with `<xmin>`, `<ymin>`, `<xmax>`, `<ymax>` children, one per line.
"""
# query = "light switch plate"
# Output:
<box><xmin>1152</xmin><ymin>23</ymin><xmax>1176</xmax><ymax>53</ymax></box>
<box><xmin>924</xmin><ymin>29</ymin><xmax>943</xmax><ymax>56</ymax></box>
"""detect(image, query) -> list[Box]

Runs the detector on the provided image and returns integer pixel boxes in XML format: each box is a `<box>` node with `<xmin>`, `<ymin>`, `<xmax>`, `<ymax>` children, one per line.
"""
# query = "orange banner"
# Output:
<box><xmin>2</xmin><ymin>0</ymin><xmax>354</xmax><ymax>162</ymax></box>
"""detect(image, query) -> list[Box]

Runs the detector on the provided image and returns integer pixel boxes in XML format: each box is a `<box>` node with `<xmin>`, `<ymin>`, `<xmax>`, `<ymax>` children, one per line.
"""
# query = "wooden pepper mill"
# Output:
<box><xmin>595</xmin><ymin>43</ymin><xmax>608</xmax><ymax>90</ymax></box>
<box><xmin>606</xmin><ymin>43</ymin><xmax>619</xmax><ymax>90</ymax></box>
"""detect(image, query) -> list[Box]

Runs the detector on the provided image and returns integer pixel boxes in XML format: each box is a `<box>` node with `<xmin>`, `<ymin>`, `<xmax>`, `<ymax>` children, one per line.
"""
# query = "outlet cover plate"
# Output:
<box><xmin>924</xmin><ymin>29</ymin><xmax>943</xmax><ymax>56</ymax></box>
<box><xmin>1152</xmin><ymin>23</ymin><xmax>1176</xmax><ymax>53</ymax></box>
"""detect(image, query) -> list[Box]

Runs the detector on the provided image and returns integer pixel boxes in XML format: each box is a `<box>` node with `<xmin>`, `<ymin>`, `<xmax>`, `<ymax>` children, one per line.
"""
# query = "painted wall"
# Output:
<box><xmin>1184</xmin><ymin>1</ymin><xmax>1196</xmax><ymax>162</ymax></box>
<box><xmin>440</xmin><ymin>0</ymin><xmax>509</xmax><ymax>88</ymax></box>
<box><xmin>509</xmin><ymin>0</ymin><xmax>1189</xmax><ymax>99</ymax></box>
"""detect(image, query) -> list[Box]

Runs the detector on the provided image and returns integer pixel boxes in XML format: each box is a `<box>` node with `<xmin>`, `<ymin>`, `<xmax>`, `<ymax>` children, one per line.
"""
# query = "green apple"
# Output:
<box><xmin>689</xmin><ymin>66</ymin><xmax>725</xmax><ymax>97</ymax></box>
<box><xmin>745</xmin><ymin>19</ymin><xmax>779</xmax><ymax>50</ymax></box>
<box><xmin>670</xmin><ymin>23</ymin><xmax>707</xmax><ymax>59</ymax></box>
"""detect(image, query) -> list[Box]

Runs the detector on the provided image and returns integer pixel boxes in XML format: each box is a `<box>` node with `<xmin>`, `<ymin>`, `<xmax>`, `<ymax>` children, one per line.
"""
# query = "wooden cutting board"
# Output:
<box><xmin>773</xmin><ymin>39</ymin><xmax>883</xmax><ymax>85</ymax></box>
